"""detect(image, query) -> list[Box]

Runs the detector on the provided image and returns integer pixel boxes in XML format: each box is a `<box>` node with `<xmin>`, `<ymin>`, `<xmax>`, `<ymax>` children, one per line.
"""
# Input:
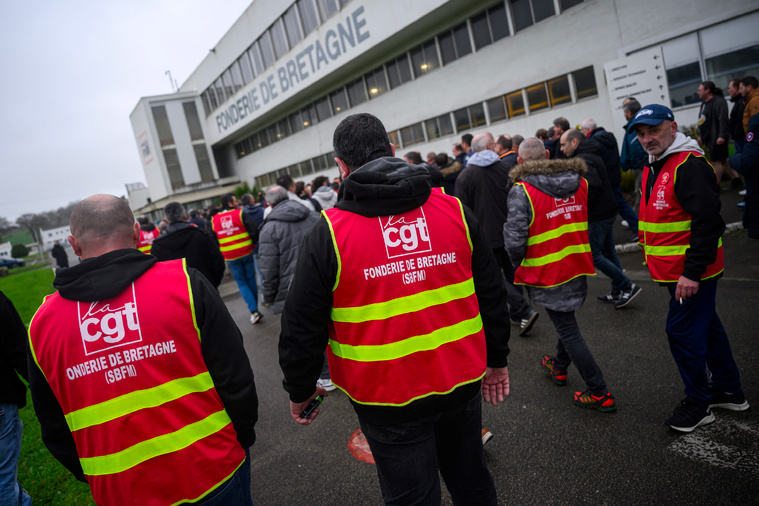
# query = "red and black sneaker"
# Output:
<box><xmin>541</xmin><ymin>355</ymin><xmax>567</xmax><ymax>386</ymax></box>
<box><xmin>573</xmin><ymin>391</ymin><xmax>616</xmax><ymax>412</ymax></box>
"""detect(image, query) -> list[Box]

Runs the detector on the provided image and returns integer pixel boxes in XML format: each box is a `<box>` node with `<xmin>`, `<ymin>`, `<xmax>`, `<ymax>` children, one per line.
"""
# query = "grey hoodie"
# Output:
<box><xmin>312</xmin><ymin>184</ymin><xmax>338</xmax><ymax>210</ymax></box>
<box><xmin>504</xmin><ymin>158</ymin><xmax>591</xmax><ymax>312</ymax></box>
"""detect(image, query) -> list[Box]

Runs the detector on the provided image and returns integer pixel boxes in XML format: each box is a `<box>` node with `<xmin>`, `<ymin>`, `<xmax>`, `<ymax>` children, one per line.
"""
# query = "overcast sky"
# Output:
<box><xmin>0</xmin><ymin>0</ymin><xmax>252</xmax><ymax>223</ymax></box>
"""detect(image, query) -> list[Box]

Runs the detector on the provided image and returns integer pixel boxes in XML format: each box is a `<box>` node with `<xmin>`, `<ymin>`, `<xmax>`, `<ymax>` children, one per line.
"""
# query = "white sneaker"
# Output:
<box><xmin>621</xmin><ymin>220</ymin><xmax>629</xmax><ymax>228</ymax></box>
<box><xmin>316</xmin><ymin>378</ymin><xmax>337</xmax><ymax>392</ymax></box>
<box><xmin>481</xmin><ymin>427</ymin><xmax>494</xmax><ymax>446</ymax></box>
<box><xmin>739</xmin><ymin>189</ymin><xmax>747</xmax><ymax>196</ymax></box>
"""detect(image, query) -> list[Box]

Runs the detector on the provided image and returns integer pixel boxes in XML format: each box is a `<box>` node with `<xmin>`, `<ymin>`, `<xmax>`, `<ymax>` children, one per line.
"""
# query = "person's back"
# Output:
<box><xmin>151</xmin><ymin>221</ymin><xmax>226</xmax><ymax>288</ymax></box>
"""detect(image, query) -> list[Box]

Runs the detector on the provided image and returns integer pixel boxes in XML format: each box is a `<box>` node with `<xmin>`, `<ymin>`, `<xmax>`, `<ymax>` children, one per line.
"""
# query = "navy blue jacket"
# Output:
<box><xmin>729</xmin><ymin>112</ymin><xmax>759</xmax><ymax>239</ymax></box>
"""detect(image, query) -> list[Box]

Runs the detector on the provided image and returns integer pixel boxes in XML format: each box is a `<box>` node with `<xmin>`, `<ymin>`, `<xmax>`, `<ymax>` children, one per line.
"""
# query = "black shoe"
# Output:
<box><xmin>519</xmin><ymin>310</ymin><xmax>539</xmax><ymax>337</ymax></box>
<box><xmin>597</xmin><ymin>291</ymin><xmax>620</xmax><ymax>303</ymax></box>
<box><xmin>627</xmin><ymin>233</ymin><xmax>639</xmax><ymax>243</ymax></box>
<box><xmin>730</xmin><ymin>177</ymin><xmax>744</xmax><ymax>190</ymax></box>
<box><xmin>666</xmin><ymin>397</ymin><xmax>715</xmax><ymax>432</ymax></box>
<box><xmin>709</xmin><ymin>388</ymin><xmax>750</xmax><ymax>411</ymax></box>
<box><xmin>615</xmin><ymin>284</ymin><xmax>641</xmax><ymax>309</ymax></box>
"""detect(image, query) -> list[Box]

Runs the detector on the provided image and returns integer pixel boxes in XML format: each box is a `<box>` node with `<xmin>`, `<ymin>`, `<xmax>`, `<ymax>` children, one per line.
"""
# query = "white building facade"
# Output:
<box><xmin>130</xmin><ymin>0</ymin><xmax>759</xmax><ymax>215</ymax></box>
<box><xmin>39</xmin><ymin>225</ymin><xmax>71</xmax><ymax>251</ymax></box>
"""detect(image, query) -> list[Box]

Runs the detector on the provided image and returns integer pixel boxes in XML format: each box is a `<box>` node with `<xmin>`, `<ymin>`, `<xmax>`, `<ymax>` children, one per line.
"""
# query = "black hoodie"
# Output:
<box><xmin>28</xmin><ymin>249</ymin><xmax>258</xmax><ymax>481</ymax></box>
<box><xmin>570</xmin><ymin>138</ymin><xmax>618</xmax><ymax>223</ymax></box>
<box><xmin>278</xmin><ymin>157</ymin><xmax>510</xmax><ymax>426</ymax></box>
<box><xmin>0</xmin><ymin>290</ymin><xmax>29</xmax><ymax>407</ymax></box>
<box><xmin>151</xmin><ymin>222</ymin><xmax>226</xmax><ymax>288</ymax></box>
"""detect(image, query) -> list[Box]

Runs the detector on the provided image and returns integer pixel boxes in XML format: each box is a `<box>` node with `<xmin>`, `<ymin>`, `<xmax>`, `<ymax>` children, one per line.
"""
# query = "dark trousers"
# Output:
<box><xmin>546</xmin><ymin>309</ymin><xmax>607</xmax><ymax>395</ymax></box>
<box><xmin>196</xmin><ymin>449</ymin><xmax>253</xmax><ymax>505</ymax></box>
<box><xmin>492</xmin><ymin>248</ymin><xmax>532</xmax><ymax>320</ymax></box>
<box><xmin>665</xmin><ymin>281</ymin><xmax>743</xmax><ymax>407</ymax></box>
<box><xmin>359</xmin><ymin>393</ymin><xmax>497</xmax><ymax>506</ymax></box>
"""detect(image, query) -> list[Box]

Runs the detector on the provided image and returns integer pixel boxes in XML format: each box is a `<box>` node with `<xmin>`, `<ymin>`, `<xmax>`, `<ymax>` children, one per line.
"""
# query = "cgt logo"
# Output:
<box><xmin>221</xmin><ymin>215</ymin><xmax>234</xmax><ymax>231</ymax></box>
<box><xmin>555</xmin><ymin>196</ymin><xmax>576</xmax><ymax>207</ymax></box>
<box><xmin>78</xmin><ymin>285</ymin><xmax>143</xmax><ymax>355</ymax></box>
<box><xmin>380</xmin><ymin>208</ymin><xmax>432</xmax><ymax>259</ymax></box>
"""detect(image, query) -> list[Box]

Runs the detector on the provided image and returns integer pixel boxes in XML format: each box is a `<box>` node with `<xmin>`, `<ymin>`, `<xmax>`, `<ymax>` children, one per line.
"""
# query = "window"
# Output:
<box><xmin>222</xmin><ymin>69</ymin><xmax>235</xmax><ymax>98</ymax></box>
<box><xmin>453</xmin><ymin>107</ymin><xmax>471</xmax><ymax>132</ymax></box>
<box><xmin>526</xmin><ymin>83</ymin><xmax>549</xmax><ymax>111</ymax></box>
<box><xmin>277</xmin><ymin>118</ymin><xmax>292</xmax><ymax>138</ymax></box>
<box><xmin>300</xmin><ymin>160</ymin><xmax>315</xmax><ymax>176</ymax></box>
<box><xmin>283</xmin><ymin>5</ymin><xmax>304</xmax><ymax>47</ymax></box>
<box><xmin>298</xmin><ymin>0</ymin><xmax>320</xmax><ymax>36</ymax></box>
<box><xmin>315</xmin><ymin>95</ymin><xmax>332</xmax><ymax>121</ymax></box>
<box><xmin>289</xmin><ymin>111</ymin><xmax>304</xmax><ymax>134</ymax></box>
<box><xmin>229</xmin><ymin>61</ymin><xmax>244</xmax><ymax>93</ymax></box>
<box><xmin>201</xmin><ymin>90</ymin><xmax>213</xmax><ymax>116</ymax></box>
<box><xmin>182</xmin><ymin>102</ymin><xmax>204</xmax><ymax>141</ymax></box>
<box><xmin>346</xmin><ymin>77</ymin><xmax>367</xmax><ymax>106</ymax></box>
<box><xmin>258</xmin><ymin>129</ymin><xmax>271</xmax><ymax>149</ymax></box>
<box><xmin>388</xmin><ymin>130</ymin><xmax>400</xmax><ymax>147</ymax></box>
<box><xmin>572</xmin><ymin>66</ymin><xmax>597</xmax><ymax>99</ymax></box>
<box><xmin>238</xmin><ymin>53</ymin><xmax>255</xmax><ymax>85</ymax></box>
<box><xmin>666</xmin><ymin>62</ymin><xmax>701</xmax><ymax>108</ymax></box>
<box><xmin>411</xmin><ymin>40</ymin><xmax>440</xmax><ymax>78</ymax></box>
<box><xmin>270</xmin><ymin>19</ymin><xmax>289</xmax><ymax>59</ymax></box>
<box><xmin>705</xmin><ymin>44</ymin><xmax>759</xmax><ymax>92</ymax></box>
<box><xmin>365</xmin><ymin>67</ymin><xmax>388</xmax><ymax>98</ymax></box>
<box><xmin>452</xmin><ymin>22</ymin><xmax>472</xmax><ymax>58</ymax></box>
<box><xmin>511</xmin><ymin>0</ymin><xmax>555</xmax><ymax>31</ymax></box>
<box><xmin>151</xmin><ymin>105</ymin><xmax>174</xmax><ymax>147</ymax></box>
<box><xmin>425</xmin><ymin>118</ymin><xmax>441</xmax><ymax>141</ymax></box>
<box><xmin>470</xmin><ymin>103</ymin><xmax>487</xmax><ymax>127</ymax></box>
<box><xmin>488</xmin><ymin>3</ymin><xmax>509</xmax><ymax>42</ymax></box>
<box><xmin>301</xmin><ymin>104</ymin><xmax>318</xmax><ymax>128</ymax></box>
<box><xmin>548</xmin><ymin>75</ymin><xmax>571</xmax><ymax>106</ymax></box>
<box><xmin>532</xmin><ymin>0</ymin><xmax>555</xmax><ymax>23</ymax></box>
<box><xmin>267</xmin><ymin>124</ymin><xmax>280</xmax><ymax>143</ymax></box>
<box><xmin>505</xmin><ymin>90</ymin><xmax>525</xmax><ymax>117</ymax></box>
<box><xmin>438</xmin><ymin>113</ymin><xmax>454</xmax><ymax>136</ymax></box>
<box><xmin>386</xmin><ymin>54</ymin><xmax>412</xmax><ymax>88</ymax></box>
<box><xmin>471</xmin><ymin>13</ymin><xmax>492</xmax><ymax>51</ymax></box>
<box><xmin>330</xmin><ymin>88</ymin><xmax>349</xmax><ymax>113</ymax></box>
<box><xmin>258</xmin><ymin>31</ymin><xmax>276</xmax><ymax>69</ymax></box>
<box><xmin>560</xmin><ymin>0</ymin><xmax>584</xmax><ymax>11</ymax></box>
<box><xmin>194</xmin><ymin>145</ymin><xmax>214</xmax><ymax>182</ymax></box>
<box><xmin>214</xmin><ymin>77</ymin><xmax>226</xmax><ymax>105</ymax></box>
<box><xmin>312</xmin><ymin>153</ymin><xmax>329</xmax><ymax>172</ymax></box>
<box><xmin>248</xmin><ymin>42</ymin><xmax>264</xmax><ymax>77</ymax></box>
<box><xmin>318</xmin><ymin>0</ymin><xmax>339</xmax><ymax>21</ymax></box>
<box><xmin>439</xmin><ymin>31</ymin><xmax>457</xmax><ymax>65</ymax></box>
<box><xmin>400</xmin><ymin>123</ymin><xmax>425</xmax><ymax>146</ymax></box>
<box><xmin>487</xmin><ymin>96</ymin><xmax>507</xmax><ymax>122</ymax></box>
<box><xmin>163</xmin><ymin>149</ymin><xmax>185</xmax><ymax>190</ymax></box>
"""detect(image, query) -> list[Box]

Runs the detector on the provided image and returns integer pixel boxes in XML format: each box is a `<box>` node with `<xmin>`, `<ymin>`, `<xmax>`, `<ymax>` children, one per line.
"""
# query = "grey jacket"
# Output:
<box><xmin>259</xmin><ymin>200</ymin><xmax>320</xmax><ymax>313</ymax></box>
<box><xmin>504</xmin><ymin>158</ymin><xmax>590</xmax><ymax>312</ymax></box>
<box><xmin>312</xmin><ymin>185</ymin><xmax>337</xmax><ymax>210</ymax></box>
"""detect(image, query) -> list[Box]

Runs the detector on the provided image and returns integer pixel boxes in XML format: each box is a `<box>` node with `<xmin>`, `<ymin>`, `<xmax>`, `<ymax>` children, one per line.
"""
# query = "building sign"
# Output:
<box><xmin>138</xmin><ymin>130</ymin><xmax>153</xmax><ymax>166</ymax></box>
<box><xmin>604</xmin><ymin>47</ymin><xmax>671</xmax><ymax>139</ymax></box>
<box><xmin>214</xmin><ymin>6</ymin><xmax>371</xmax><ymax>135</ymax></box>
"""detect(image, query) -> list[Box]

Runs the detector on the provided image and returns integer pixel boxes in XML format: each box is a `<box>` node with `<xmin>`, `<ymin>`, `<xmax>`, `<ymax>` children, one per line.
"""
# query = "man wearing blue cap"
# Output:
<box><xmin>630</xmin><ymin>104</ymin><xmax>748</xmax><ymax>433</ymax></box>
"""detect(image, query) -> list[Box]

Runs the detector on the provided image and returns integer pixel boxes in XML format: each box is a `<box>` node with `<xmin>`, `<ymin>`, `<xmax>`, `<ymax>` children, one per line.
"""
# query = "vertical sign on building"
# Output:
<box><xmin>604</xmin><ymin>47</ymin><xmax>671</xmax><ymax>142</ymax></box>
<box><xmin>138</xmin><ymin>131</ymin><xmax>154</xmax><ymax>166</ymax></box>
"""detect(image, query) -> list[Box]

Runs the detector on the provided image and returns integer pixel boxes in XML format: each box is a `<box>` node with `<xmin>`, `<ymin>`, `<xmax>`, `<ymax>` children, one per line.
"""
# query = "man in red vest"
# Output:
<box><xmin>27</xmin><ymin>194</ymin><xmax>259</xmax><ymax>505</ymax></box>
<box><xmin>630</xmin><ymin>105</ymin><xmax>748</xmax><ymax>432</ymax></box>
<box><xmin>504</xmin><ymin>138</ymin><xmax>616</xmax><ymax>412</ymax></box>
<box><xmin>279</xmin><ymin>114</ymin><xmax>511</xmax><ymax>505</ymax></box>
<box><xmin>136</xmin><ymin>216</ymin><xmax>159</xmax><ymax>254</ymax></box>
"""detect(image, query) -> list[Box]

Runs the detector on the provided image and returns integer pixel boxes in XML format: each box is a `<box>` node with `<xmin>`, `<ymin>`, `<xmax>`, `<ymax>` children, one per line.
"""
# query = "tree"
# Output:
<box><xmin>11</xmin><ymin>244</ymin><xmax>29</xmax><ymax>258</ymax></box>
<box><xmin>16</xmin><ymin>213</ymin><xmax>49</xmax><ymax>243</ymax></box>
<box><xmin>234</xmin><ymin>181</ymin><xmax>252</xmax><ymax>200</ymax></box>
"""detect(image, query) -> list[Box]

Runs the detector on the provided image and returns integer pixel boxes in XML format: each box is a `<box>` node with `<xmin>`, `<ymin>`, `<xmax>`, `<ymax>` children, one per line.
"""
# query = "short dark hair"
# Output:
<box><xmin>701</xmin><ymin>80</ymin><xmax>723</xmax><ymax>96</ymax></box>
<box><xmin>333</xmin><ymin>113</ymin><xmax>393</xmax><ymax>170</ymax></box>
<box><xmin>623</xmin><ymin>99</ymin><xmax>642</xmax><ymax>115</ymax></box>
<box><xmin>495</xmin><ymin>135</ymin><xmax>512</xmax><ymax>151</ymax></box>
<box><xmin>404</xmin><ymin>151</ymin><xmax>423</xmax><ymax>165</ymax></box>
<box><xmin>741</xmin><ymin>76</ymin><xmax>758</xmax><ymax>89</ymax></box>
<box><xmin>565</xmin><ymin>128</ymin><xmax>584</xmax><ymax>143</ymax></box>
<box><xmin>276</xmin><ymin>174</ymin><xmax>294</xmax><ymax>190</ymax></box>
<box><xmin>220</xmin><ymin>193</ymin><xmax>236</xmax><ymax>208</ymax></box>
<box><xmin>535</xmin><ymin>128</ymin><xmax>548</xmax><ymax>140</ymax></box>
<box><xmin>512</xmin><ymin>135</ymin><xmax>524</xmax><ymax>147</ymax></box>
<box><xmin>312</xmin><ymin>175</ymin><xmax>328</xmax><ymax>188</ymax></box>
<box><xmin>434</xmin><ymin>152</ymin><xmax>449</xmax><ymax>167</ymax></box>
<box><xmin>453</xmin><ymin>143</ymin><xmax>462</xmax><ymax>151</ymax></box>
<box><xmin>330</xmin><ymin>181</ymin><xmax>340</xmax><ymax>191</ymax></box>
<box><xmin>164</xmin><ymin>202</ymin><xmax>185</xmax><ymax>224</ymax></box>
<box><xmin>294</xmin><ymin>181</ymin><xmax>305</xmax><ymax>196</ymax></box>
<box><xmin>553</xmin><ymin>117</ymin><xmax>570</xmax><ymax>131</ymax></box>
<box><xmin>547</xmin><ymin>126</ymin><xmax>555</xmax><ymax>137</ymax></box>
<box><xmin>461</xmin><ymin>133</ymin><xmax>473</xmax><ymax>147</ymax></box>
<box><xmin>136</xmin><ymin>215</ymin><xmax>149</xmax><ymax>226</ymax></box>
<box><xmin>240</xmin><ymin>193</ymin><xmax>254</xmax><ymax>206</ymax></box>
<box><xmin>189</xmin><ymin>209</ymin><xmax>199</xmax><ymax>218</ymax></box>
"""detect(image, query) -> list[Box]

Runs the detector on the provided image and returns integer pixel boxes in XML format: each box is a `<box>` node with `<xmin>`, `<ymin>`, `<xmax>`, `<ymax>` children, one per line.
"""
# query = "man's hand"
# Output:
<box><xmin>289</xmin><ymin>387</ymin><xmax>327</xmax><ymax>425</ymax></box>
<box><xmin>716</xmin><ymin>137</ymin><xmax>725</xmax><ymax>145</ymax></box>
<box><xmin>481</xmin><ymin>366</ymin><xmax>509</xmax><ymax>406</ymax></box>
<box><xmin>675</xmin><ymin>275</ymin><xmax>699</xmax><ymax>301</ymax></box>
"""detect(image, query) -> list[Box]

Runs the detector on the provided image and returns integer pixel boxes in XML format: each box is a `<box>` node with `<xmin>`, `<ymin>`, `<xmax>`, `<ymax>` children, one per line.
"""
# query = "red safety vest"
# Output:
<box><xmin>514</xmin><ymin>178</ymin><xmax>595</xmax><ymax>287</ymax></box>
<box><xmin>28</xmin><ymin>260</ymin><xmax>245</xmax><ymax>506</ymax></box>
<box><xmin>639</xmin><ymin>151</ymin><xmax>724</xmax><ymax>282</ymax></box>
<box><xmin>323</xmin><ymin>191</ymin><xmax>487</xmax><ymax>406</ymax></box>
<box><xmin>212</xmin><ymin>209</ymin><xmax>254</xmax><ymax>261</ymax></box>
<box><xmin>138</xmin><ymin>228</ymin><xmax>159</xmax><ymax>254</ymax></box>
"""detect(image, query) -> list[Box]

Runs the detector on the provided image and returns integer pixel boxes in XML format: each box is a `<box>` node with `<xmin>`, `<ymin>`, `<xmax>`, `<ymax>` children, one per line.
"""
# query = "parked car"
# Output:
<box><xmin>0</xmin><ymin>258</ymin><xmax>25</xmax><ymax>269</ymax></box>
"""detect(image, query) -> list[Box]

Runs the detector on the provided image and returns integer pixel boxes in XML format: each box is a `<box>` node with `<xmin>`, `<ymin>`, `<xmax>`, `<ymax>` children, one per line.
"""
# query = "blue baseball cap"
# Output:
<box><xmin>628</xmin><ymin>104</ymin><xmax>675</xmax><ymax>133</ymax></box>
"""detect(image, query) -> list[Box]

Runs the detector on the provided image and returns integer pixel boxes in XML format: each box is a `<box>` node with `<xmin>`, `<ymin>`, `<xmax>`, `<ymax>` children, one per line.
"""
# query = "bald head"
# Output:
<box><xmin>69</xmin><ymin>194</ymin><xmax>138</xmax><ymax>258</ymax></box>
<box><xmin>518</xmin><ymin>137</ymin><xmax>549</xmax><ymax>162</ymax></box>
<box><xmin>471</xmin><ymin>133</ymin><xmax>495</xmax><ymax>153</ymax></box>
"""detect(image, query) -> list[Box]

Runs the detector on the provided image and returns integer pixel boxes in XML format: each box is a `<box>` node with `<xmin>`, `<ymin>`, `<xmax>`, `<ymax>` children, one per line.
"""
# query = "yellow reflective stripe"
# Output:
<box><xmin>323</xmin><ymin>212</ymin><xmax>342</xmax><ymax>292</ymax></box>
<box><xmin>329</xmin><ymin>315</ymin><xmax>482</xmax><ymax>362</ymax></box>
<box><xmin>218</xmin><ymin>232</ymin><xmax>249</xmax><ymax>244</ymax></box>
<box><xmin>332</xmin><ymin>278</ymin><xmax>475</xmax><ymax>323</ymax></box>
<box><xmin>526</xmin><ymin>222</ymin><xmax>587</xmax><ymax>246</ymax></box>
<box><xmin>219</xmin><ymin>239</ymin><xmax>252</xmax><ymax>252</ymax></box>
<box><xmin>65</xmin><ymin>372</ymin><xmax>215</xmax><ymax>432</ymax></box>
<box><xmin>520</xmin><ymin>243</ymin><xmax>590</xmax><ymax>267</ymax></box>
<box><xmin>645</xmin><ymin>237</ymin><xmax>722</xmax><ymax>257</ymax></box>
<box><xmin>639</xmin><ymin>220</ymin><xmax>691</xmax><ymax>233</ymax></box>
<box><xmin>454</xmin><ymin>198</ymin><xmax>473</xmax><ymax>253</ymax></box>
<box><xmin>182</xmin><ymin>259</ymin><xmax>202</xmax><ymax>343</ymax></box>
<box><xmin>80</xmin><ymin>409</ymin><xmax>231</xmax><ymax>476</ymax></box>
<box><xmin>138</xmin><ymin>245</ymin><xmax>151</xmax><ymax>252</ymax></box>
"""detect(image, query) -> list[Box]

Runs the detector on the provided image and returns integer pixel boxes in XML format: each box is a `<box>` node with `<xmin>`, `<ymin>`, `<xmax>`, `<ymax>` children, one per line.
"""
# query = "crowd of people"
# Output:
<box><xmin>3</xmin><ymin>73</ymin><xmax>757</xmax><ymax>504</ymax></box>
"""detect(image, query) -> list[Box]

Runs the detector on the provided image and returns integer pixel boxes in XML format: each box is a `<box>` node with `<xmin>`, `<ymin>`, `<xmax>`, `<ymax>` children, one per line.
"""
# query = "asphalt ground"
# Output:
<box><xmin>221</xmin><ymin>184</ymin><xmax>757</xmax><ymax>505</ymax></box>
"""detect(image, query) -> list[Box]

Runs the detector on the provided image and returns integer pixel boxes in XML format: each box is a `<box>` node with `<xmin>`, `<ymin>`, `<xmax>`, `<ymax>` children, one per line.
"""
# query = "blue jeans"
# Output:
<box><xmin>359</xmin><ymin>393</ymin><xmax>497</xmax><ymax>506</ymax></box>
<box><xmin>0</xmin><ymin>403</ymin><xmax>32</xmax><ymax>506</ymax></box>
<box><xmin>253</xmin><ymin>253</ymin><xmax>263</xmax><ymax>302</ymax></box>
<box><xmin>228</xmin><ymin>254</ymin><xmax>259</xmax><ymax>313</ymax></box>
<box><xmin>195</xmin><ymin>449</ymin><xmax>252</xmax><ymax>505</ymax></box>
<box><xmin>546</xmin><ymin>309</ymin><xmax>607</xmax><ymax>395</ymax></box>
<box><xmin>612</xmin><ymin>185</ymin><xmax>638</xmax><ymax>233</ymax></box>
<box><xmin>665</xmin><ymin>281</ymin><xmax>743</xmax><ymax>408</ymax></box>
<box><xmin>588</xmin><ymin>216</ymin><xmax>631</xmax><ymax>293</ymax></box>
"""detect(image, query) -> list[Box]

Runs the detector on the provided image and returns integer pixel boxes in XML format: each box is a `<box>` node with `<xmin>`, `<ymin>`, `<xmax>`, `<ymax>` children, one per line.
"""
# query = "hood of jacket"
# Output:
<box><xmin>265</xmin><ymin>199</ymin><xmax>313</xmax><ymax>223</ymax></box>
<box><xmin>140</xmin><ymin>223</ymin><xmax>157</xmax><ymax>232</ymax></box>
<box><xmin>650</xmin><ymin>132</ymin><xmax>704</xmax><ymax>163</ymax></box>
<box><xmin>336</xmin><ymin>156</ymin><xmax>431</xmax><ymax>217</ymax></box>
<box><xmin>151</xmin><ymin>222</ymin><xmax>201</xmax><ymax>252</ymax></box>
<box><xmin>510</xmin><ymin>158</ymin><xmax>587</xmax><ymax>199</ymax></box>
<box><xmin>314</xmin><ymin>185</ymin><xmax>334</xmax><ymax>197</ymax></box>
<box><xmin>54</xmin><ymin>249</ymin><xmax>157</xmax><ymax>302</ymax></box>
<box><xmin>572</xmin><ymin>137</ymin><xmax>603</xmax><ymax>158</ymax></box>
<box><xmin>465</xmin><ymin>150</ymin><xmax>500</xmax><ymax>168</ymax></box>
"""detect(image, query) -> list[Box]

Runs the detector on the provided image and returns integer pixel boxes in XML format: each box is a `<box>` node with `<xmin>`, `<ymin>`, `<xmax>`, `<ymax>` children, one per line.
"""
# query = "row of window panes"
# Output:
<box><xmin>252</xmin><ymin>66</ymin><xmax>595</xmax><ymax>185</ymax></box>
<box><xmin>393</xmin><ymin>67</ymin><xmax>595</xmax><ymax>149</ymax></box>
<box><xmin>202</xmin><ymin>0</ymin><xmax>354</xmax><ymax>116</ymax></box>
<box><xmin>233</xmin><ymin>1</ymin><xmax>588</xmax><ymax>158</ymax></box>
